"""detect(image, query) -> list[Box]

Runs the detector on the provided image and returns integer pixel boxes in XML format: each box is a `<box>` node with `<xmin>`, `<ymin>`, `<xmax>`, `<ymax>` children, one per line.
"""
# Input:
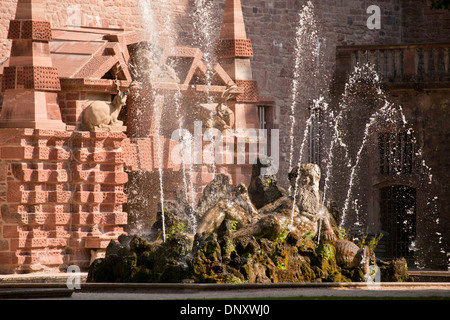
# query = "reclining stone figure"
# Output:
<box><xmin>83</xmin><ymin>80</ymin><xmax>133</xmax><ymax>131</ymax></box>
<box><xmin>231</xmin><ymin>163</ymin><xmax>337</xmax><ymax>242</ymax></box>
<box><xmin>196</xmin><ymin>183</ymin><xmax>258</xmax><ymax>234</ymax></box>
<box><xmin>196</xmin><ymin>163</ymin><xmax>337</xmax><ymax>243</ymax></box>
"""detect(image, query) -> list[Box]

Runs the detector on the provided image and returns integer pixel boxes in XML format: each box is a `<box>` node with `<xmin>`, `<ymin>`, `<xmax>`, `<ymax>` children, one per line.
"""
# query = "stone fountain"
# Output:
<box><xmin>88</xmin><ymin>160</ymin><xmax>409</xmax><ymax>283</ymax></box>
<box><xmin>87</xmin><ymin>0</ymin><xmax>414</xmax><ymax>283</ymax></box>
<box><xmin>0</xmin><ymin>0</ymin><xmax>426</xmax><ymax>279</ymax></box>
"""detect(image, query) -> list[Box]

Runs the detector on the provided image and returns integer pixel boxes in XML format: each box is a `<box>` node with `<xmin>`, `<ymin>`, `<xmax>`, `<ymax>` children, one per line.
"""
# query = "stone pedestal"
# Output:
<box><xmin>0</xmin><ymin>129</ymin><xmax>128</xmax><ymax>273</ymax></box>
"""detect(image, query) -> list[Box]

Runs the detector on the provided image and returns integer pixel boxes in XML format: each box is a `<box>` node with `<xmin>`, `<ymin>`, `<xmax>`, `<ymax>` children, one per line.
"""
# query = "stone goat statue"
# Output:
<box><xmin>83</xmin><ymin>80</ymin><xmax>134</xmax><ymax>131</ymax></box>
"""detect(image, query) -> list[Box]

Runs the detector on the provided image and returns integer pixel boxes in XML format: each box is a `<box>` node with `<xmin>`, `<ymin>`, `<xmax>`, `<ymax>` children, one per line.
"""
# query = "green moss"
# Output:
<box><xmin>130</xmin><ymin>235</ymin><xmax>151</xmax><ymax>255</ymax></box>
<box><xmin>299</xmin><ymin>263</ymin><xmax>316</xmax><ymax>281</ymax></box>
<box><xmin>315</xmin><ymin>256</ymin><xmax>346</xmax><ymax>282</ymax></box>
<box><xmin>131</xmin><ymin>265</ymin><xmax>152</xmax><ymax>283</ymax></box>
<box><xmin>338</xmin><ymin>227</ymin><xmax>349</xmax><ymax>240</ymax></box>
<box><xmin>275</xmin><ymin>221</ymin><xmax>291</xmax><ymax>244</ymax></box>
<box><xmin>231</xmin><ymin>220</ymin><xmax>239</xmax><ymax>232</ymax></box>
<box><xmin>317</xmin><ymin>243</ymin><xmax>335</xmax><ymax>260</ymax></box>
<box><xmin>357</xmin><ymin>229</ymin><xmax>383</xmax><ymax>251</ymax></box>
<box><xmin>112</xmin><ymin>253</ymin><xmax>138</xmax><ymax>282</ymax></box>
<box><xmin>222</xmin><ymin>237</ymin><xmax>236</xmax><ymax>257</ymax></box>
<box><xmin>226</xmin><ymin>276</ymin><xmax>244</xmax><ymax>284</ymax></box>
<box><xmin>297</xmin><ymin>237</ymin><xmax>317</xmax><ymax>255</ymax></box>
<box><xmin>304</xmin><ymin>231</ymin><xmax>314</xmax><ymax>240</ymax></box>
<box><xmin>203</xmin><ymin>240</ymin><xmax>222</xmax><ymax>261</ymax></box>
<box><xmin>368</xmin><ymin>233</ymin><xmax>383</xmax><ymax>251</ymax></box>
<box><xmin>166</xmin><ymin>221</ymin><xmax>187</xmax><ymax>238</ymax></box>
<box><xmin>89</xmin><ymin>217</ymin><xmax>389</xmax><ymax>284</ymax></box>
<box><xmin>271</xmin><ymin>243</ymin><xmax>290</xmax><ymax>272</ymax></box>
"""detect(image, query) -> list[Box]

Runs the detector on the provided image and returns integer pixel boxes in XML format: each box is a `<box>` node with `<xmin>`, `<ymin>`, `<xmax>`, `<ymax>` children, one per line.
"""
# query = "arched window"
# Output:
<box><xmin>380</xmin><ymin>185</ymin><xmax>417</xmax><ymax>258</ymax></box>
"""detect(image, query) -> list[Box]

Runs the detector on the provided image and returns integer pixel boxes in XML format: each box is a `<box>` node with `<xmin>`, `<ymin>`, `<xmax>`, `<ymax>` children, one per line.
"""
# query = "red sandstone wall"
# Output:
<box><xmin>0</xmin><ymin>0</ymin><xmax>194</xmax><ymax>62</ymax></box>
<box><xmin>0</xmin><ymin>129</ymin><xmax>129</xmax><ymax>273</ymax></box>
<box><xmin>0</xmin><ymin>0</ymin><xmax>448</xmax><ymax>269</ymax></box>
<box><xmin>1</xmin><ymin>0</ymin><xmax>448</xmax><ymax>62</ymax></box>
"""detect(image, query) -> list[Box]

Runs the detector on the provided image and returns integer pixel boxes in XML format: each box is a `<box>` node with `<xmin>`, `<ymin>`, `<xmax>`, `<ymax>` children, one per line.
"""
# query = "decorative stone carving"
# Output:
<box><xmin>195</xmin><ymin>173</ymin><xmax>233</xmax><ymax>219</ymax></box>
<box><xmin>248</xmin><ymin>158</ymin><xmax>286</xmax><ymax>209</ymax></box>
<box><xmin>235</xmin><ymin>80</ymin><xmax>259</xmax><ymax>103</ymax></box>
<box><xmin>83</xmin><ymin>80</ymin><xmax>132</xmax><ymax>132</ymax></box>
<box><xmin>196</xmin><ymin>181</ymin><xmax>258</xmax><ymax>234</ymax></box>
<box><xmin>196</xmin><ymin>84</ymin><xmax>237</xmax><ymax>131</ymax></box>
<box><xmin>0</xmin><ymin>0</ymin><xmax>66</xmax><ymax>131</ymax></box>
<box><xmin>2</xmin><ymin>66</ymin><xmax>61</xmax><ymax>91</ymax></box>
<box><xmin>215</xmin><ymin>39</ymin><xmax>254</xmax><ymax>58</ymax></box>
<box><xmin>8</xmin><ymin>20</ymin><xmax>52</xmax><ymax>41</ymax></box>
<box><xmin>289</xmin><ymin>163</ymin><xmax>337</xmax><ymax>242</ymax></box>
<box><xmin>88</xmin><ymin>163</ymin><xmax>380</xmax><ymax>284</ymax></box>
<box><xmin>195</xmin><ymin>163</ymin><xmax>337</xmax><ymax>244</ymax></box>
<box><xmin>233</xmin><ymin>183</ymin><xmax>259</xmax><ymax>217</ymax></box>
<box><xmin>335</xmin><ymin>239</ymin><xmax>370</xmax><ymax>274</ymax></box>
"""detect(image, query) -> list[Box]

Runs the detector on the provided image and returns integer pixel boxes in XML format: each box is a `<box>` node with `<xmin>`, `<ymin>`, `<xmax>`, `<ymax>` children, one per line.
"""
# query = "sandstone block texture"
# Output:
<box><xmin>0</xmin><ymin>129</ymin><xmax>128</xmax><ymax>273</ymax></box>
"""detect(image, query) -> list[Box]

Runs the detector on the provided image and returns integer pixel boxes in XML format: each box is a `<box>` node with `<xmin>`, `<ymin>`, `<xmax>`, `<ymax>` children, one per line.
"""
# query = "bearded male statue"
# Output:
<box><xmin>231</xmin><ymin>164</ymin><xmax>337</xmax><ymax>242</ymax></box>
<box><xmin>289</xmin><ymin>164</ymin><xmax>337</xmax><ymax>241</ymax></box>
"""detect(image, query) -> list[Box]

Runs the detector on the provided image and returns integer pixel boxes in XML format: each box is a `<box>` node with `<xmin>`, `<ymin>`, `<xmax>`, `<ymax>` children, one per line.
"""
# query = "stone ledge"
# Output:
<box><xmin>0</xmin><ymin>272</ymin><xmax>87</xmax><ymax>284</ymax></box>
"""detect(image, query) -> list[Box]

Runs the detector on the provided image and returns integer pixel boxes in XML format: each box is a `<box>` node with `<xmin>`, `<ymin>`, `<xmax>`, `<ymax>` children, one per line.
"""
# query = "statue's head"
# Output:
<box><xmin>300</xmin><ymin>164</ymin><xmax>320</xmax><ymax>187</ymax></box>
<box><xmin>113</xmin><ymin>90</ymin><xmax>128</xmax><ymax>108</ymax></box>
<box><xmin>289</xmin><ymin>163</ymin><xmax>320</xmax><ymax>192</ymax></box>
<box><xmin>252</xmin><ymin>157</ymin><xmax>276</xmax><ymax>177</ymax></box>
<box><xmin>119</xmin><ymin>92</ymin><xmax>128</xmax><ymax>105</ymax></box>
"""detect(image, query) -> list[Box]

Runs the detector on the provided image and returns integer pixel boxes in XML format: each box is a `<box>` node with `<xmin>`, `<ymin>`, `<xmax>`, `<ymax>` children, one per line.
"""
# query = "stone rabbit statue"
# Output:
<box><xmin>83</xmin><ymin>80</ymin><xmax>133</xmax><ymax>131</ymax></box>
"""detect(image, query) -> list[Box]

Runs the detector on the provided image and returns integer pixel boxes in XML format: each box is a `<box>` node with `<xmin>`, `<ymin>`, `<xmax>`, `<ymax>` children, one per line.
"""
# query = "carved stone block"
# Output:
<box><xmin>2</xmin><ymin>66</ymin><xmax>61</xmax><ymax>91</ymax></box>
<box><xmin>215</xmin><ymin>39</ymin><xmax>254</xmax><ymax>58</ymax></box>
<box><xmin>235</xmin><ymin>79</ymin><xmax>259</xmax><ymax>103</ymax></box>
<box><xmin>8</xmin><ymin>20</ymin><xmax>52</xmax><ymax>41</ymax></box>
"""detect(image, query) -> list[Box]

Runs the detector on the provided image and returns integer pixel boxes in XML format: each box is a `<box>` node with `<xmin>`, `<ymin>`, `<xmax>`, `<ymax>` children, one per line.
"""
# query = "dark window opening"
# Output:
<box><xmin>378</xmin><ymin>131</ymin><xmax>416</xmax><ymax>175</ymax></box>
<box><xmin>308</xmin><ymin>106</ymin><xmax>321</xmax><ymax>165</ymax></box>
<box><xmin>258</xmin><ymin>106</ymin><xmax>266</xmax><ymax>130</ymax></box>
<box><xmin>380</xmin><ymin>185</ymin><xmax>416</xmax><ymax>259</ymax></box>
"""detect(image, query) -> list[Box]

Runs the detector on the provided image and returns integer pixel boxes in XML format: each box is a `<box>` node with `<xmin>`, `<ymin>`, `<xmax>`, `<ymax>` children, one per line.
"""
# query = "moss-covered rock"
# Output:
<box><xmin>378</xmin><ymin>257</ymin><xmax>411</xmax><ymax>282</ymax></box>
<box><xmin>88</xmin><ymin>222</ymin><xmax>399</xmax><ymax>284</ymax></box>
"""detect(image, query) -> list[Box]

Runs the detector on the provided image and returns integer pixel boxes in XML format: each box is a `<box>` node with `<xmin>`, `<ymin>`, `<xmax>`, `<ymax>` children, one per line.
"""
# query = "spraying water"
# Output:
<box><xmin>335</xmin><ymin>63</ymin><xmax>407</xmax><ymax>229</ymax></box>
<box><xmin>290</xmin><ymin>97</ymin><xmax>328</xmax><ymax>222</ymax></box>
<box><xmin>138</xmin><ymin>0</ymin><xmax>180</xmax><ymax>241</ymax></box>
<box><xmin>341</xmin><ymin>100</ymin><xmax>394</xmax><ymax>227</ymax></box>
<box><xmin>287</xmin><ymin>1</ymin><xmax>318</xmax><ymax>179</ymax></box>
<box><xmin>191</xmin><ymin>0</ymin><xmax>217</xmax><ymax>97</ymax></box>
<box><xmin>189</xmin><ymin>0</ymin><xmax>221</xmax><ymax>182</ymax></box>
<box><xmin>330</xmin><ymin>63</ymin><xmax>439</xmax><ymax>264</ymax></box>
<box><xmin>322</xmin><ymin>108</ymin><xmax>352</xmax><ymax>204</ymax></box>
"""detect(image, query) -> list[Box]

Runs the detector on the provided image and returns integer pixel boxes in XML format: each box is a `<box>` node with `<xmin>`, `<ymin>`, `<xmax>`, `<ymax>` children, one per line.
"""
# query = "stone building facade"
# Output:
<box><xmin>0</xmin><ymin>0</ymin><xmax>449</xmax><ymax>270</ymax></box>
